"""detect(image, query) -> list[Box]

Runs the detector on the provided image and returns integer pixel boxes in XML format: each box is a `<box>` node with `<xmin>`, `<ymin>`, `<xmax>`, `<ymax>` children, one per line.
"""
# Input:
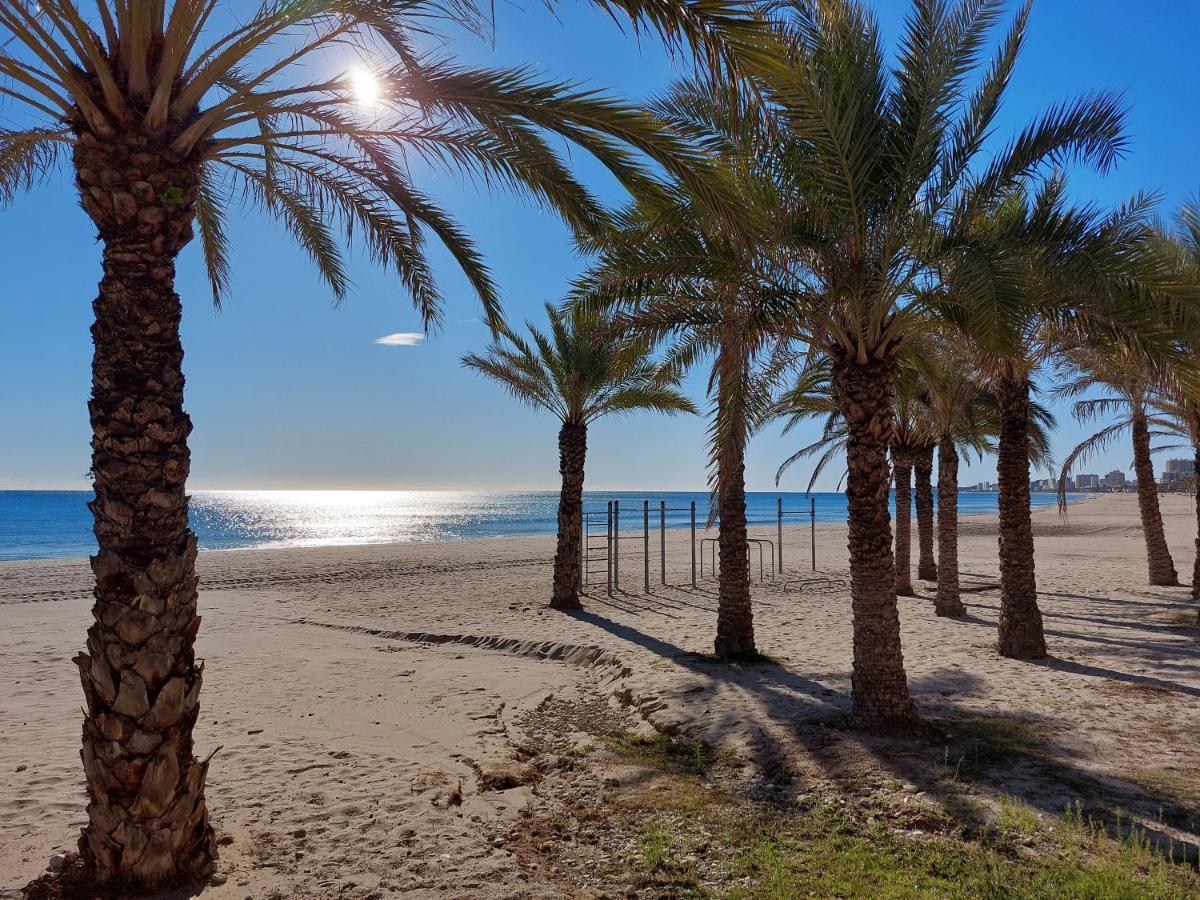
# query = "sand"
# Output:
<box><xmin>2</xmin><ymin>492</ymin><xmax>1198</xmax><ymax>897</ymax></box>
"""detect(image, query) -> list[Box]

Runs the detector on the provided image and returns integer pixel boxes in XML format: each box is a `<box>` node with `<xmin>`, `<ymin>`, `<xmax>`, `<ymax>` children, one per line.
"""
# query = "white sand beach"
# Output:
<box><xmin>2</xmin><ymin>493</ymin><xmax>1198</xmax><ymax>897</ymax></box>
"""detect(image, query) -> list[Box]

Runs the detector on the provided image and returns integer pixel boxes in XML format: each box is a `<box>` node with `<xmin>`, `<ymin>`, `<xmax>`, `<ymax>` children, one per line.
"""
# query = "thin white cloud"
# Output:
<box><xmin>374</xmin><ymin>332</ymin><xmax>425</xmax><ymax>346</ymax></box>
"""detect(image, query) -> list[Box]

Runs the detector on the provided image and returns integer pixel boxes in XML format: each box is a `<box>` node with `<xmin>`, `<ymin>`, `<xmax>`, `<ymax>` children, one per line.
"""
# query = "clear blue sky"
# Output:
<box><xmin>1</xmin><ymin>1</ymin><xmax>1198</xmax><ymax>492</ymax></box>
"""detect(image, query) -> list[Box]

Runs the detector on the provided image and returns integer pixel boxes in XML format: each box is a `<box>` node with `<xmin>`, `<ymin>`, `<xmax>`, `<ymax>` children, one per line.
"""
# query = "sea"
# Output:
<box><xmin>0</xmin><ymin>490</ymin><xmax>1080</xmax><ymax>562</ymax></box>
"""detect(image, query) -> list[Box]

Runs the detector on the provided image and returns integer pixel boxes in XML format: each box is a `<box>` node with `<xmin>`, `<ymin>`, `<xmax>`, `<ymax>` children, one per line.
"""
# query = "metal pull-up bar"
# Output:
<box><xmin>579</xmin><ymin>494</ymin><xmax>818</xmax><ymax>597</ymax></box>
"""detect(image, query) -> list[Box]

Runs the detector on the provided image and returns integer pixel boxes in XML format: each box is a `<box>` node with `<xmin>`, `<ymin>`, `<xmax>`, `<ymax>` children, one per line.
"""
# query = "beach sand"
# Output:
<box><xmin>2</xmin><ymin>492</ymin><xmax>1198</xmax><ymax>897</ymax></box>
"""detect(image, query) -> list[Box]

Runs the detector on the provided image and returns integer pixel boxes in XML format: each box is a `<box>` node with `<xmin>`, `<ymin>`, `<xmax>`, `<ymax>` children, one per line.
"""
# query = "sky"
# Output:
<box><xmin>1</xmin><ymin>1</ymin><xmax>1199</xmax><ymax>493</ymax></box>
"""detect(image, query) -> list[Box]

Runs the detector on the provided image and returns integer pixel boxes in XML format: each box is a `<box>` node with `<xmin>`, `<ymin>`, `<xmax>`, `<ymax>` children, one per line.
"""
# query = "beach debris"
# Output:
<box><xmin>472</xmin><ymin>759</ymin><xmax>538</xmax><ymax>791</ymax></box>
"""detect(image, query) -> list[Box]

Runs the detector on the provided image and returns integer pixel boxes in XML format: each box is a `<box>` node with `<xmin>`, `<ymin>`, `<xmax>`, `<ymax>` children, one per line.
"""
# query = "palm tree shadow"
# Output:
<box><xmin>795</xmin><ymin>710</ymin><xmax>1200</xmax><ymax>866</ymax></box>
<box><xmin>1034</xmin><ymin>655</ymin><xmax>1200</xmax><ymax>698</ymax></box>
<box><xmin>570</xmin><ymin>609</ymin><xmax>848</xmax><ymax>719</ymax></box>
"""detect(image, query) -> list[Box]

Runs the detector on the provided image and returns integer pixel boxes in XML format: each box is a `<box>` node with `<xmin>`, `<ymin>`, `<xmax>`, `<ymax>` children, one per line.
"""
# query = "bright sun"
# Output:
<box><xmin>351</xmin><ymin>67</ymin><xmax>381</xmax><ymax>107</ymax></box>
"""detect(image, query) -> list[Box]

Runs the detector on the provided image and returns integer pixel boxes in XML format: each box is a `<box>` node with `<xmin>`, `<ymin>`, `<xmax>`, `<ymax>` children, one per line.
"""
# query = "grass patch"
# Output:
<box><xmin>997</xmin><ymin>796</ymin><xmax>1041</xmax><ymax>840</ymax></box>
<box><xmin>933</xmin><ymin>717</ymin><xmax>1043</xmax><ymax>782</ymax></box>
<box><xmin>607</xmin><ymin>732</ymin><xmax>720</xmax><ymax>777</ymax></box>
<box><xmin>586</xmin><ymin>730</ymin><xmax>1200</xmax><ymax>899</ymax></box>
<box><xmin>722</xmin><ymin>806</ymin><xmax>1200</xmax><ymax>899</ymax></box>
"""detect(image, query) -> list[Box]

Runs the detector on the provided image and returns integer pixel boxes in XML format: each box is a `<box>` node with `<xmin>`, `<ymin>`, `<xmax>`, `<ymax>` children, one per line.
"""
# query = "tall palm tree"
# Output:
<box><xmin>913</xmin><ymin>443</ymin><xmax>940</xmax><ymax>583</ymax></box>
<box><xmin>464</xmin><ymin>302</ymin><xmax>694</xmax><ymax>609</ymax></box>
<box><xmin>0</xmin><ymin>1</ymin><xmax>769</xmax><ymax>888</ymax></box>
<box><xmin>913</xmin><ymin>334</ymin><xmax>1054</xmax><ymax>616</ymax></box>
<box><xmin>1056</xmin><ymin>345</ymin><xmax>1180</xmax><ymax>586</ymax></box>
<box><xmin>954</xmin><ymin>181</ymin><xmax>1200</xmax><ymax>658</ymax></box>
<box><xmin>579</xmin><ymin>78</ymin><xmax>802</xmax><ymax>661</ymax></box>
<box><xmin>1155</xmin><ymin>198</ymin><xmax>1200</xmax><ymax>619</ymax></box>
<box><xmin>758</xmin><ymin>0</ymin><xmax>1126</xmax><ymax>728</ymax></box>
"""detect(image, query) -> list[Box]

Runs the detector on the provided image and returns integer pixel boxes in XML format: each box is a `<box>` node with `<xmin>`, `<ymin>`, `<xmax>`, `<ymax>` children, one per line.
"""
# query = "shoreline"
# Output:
<box><xmin>0</xmin><ymin>491</ymin><xmax>1093</xmax><ymax>566</ymax></box>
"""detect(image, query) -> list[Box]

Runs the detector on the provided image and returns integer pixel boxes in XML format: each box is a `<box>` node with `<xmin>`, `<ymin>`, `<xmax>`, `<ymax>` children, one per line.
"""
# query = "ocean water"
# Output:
<box><xmin>0</xmin><ymin>489</ymin><xmax>1079</xmax><ymax>561</ymax></box>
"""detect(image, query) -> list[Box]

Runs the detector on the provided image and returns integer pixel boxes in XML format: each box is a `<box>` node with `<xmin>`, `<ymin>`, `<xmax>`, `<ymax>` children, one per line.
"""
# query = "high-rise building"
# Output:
<box><xmin>1165</xmin><ymin>458</ymin><xmax>1195</xmax><ymax>479</ymax></box>
<box><xmin>1105</xmin><ymin>470</ymin><xmax>1127</xmax><ymax>489</ymax></box>
<box><xmin>1077</xmin><ymin>473</ymin><xmax>1101</xmax><ymax>490</ymax></box>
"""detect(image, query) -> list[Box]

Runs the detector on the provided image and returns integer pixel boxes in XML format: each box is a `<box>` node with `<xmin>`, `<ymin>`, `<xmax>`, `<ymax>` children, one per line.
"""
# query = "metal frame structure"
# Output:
<box><xmin>578</xmin><ymin>494</ymin><xmax>819</xmax><ymax>596</ymax></box>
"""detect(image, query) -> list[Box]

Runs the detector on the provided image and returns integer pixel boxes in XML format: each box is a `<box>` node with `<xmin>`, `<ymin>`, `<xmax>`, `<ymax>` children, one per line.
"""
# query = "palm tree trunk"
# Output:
<box><xmin>72</xmin><ymin>133</ymin><xmax>216</xmax><ymax>889</ymax></box>
<box><xmin>713</xmin><ymin>339</ymin><xmax>755</xmax><ymax>660</ymax></box>
<box><xmin>552</xmin><ymin>422</ymin><xmax>587</xmax><ymax>610</ymax></box>
<box><xmin>893</xmin><ymin>451</ymin><xmax>914</xmax><ymax>595</ymax></box>
<box><xmin>1192</xmin><ymin>417</ymin><xmax>1200</xmax><ymax>623</ymax></box>
<box><xmin>832</xmin><ymin>353</ymin><xmax>918</xmax><ymax>731</ymax></box>
<box><xmin>914</xmin><ymin>448</ymin><xmax>937</xmax><ymax>581</ymax></box>
<box><xmin>994</xmin><ymin>374</ymin><xmax>1046</xmax><ymax>659</ymax></box>
<box><xmin>1131</xmin><ymin>410</ymin><xmax>1179</xmax><ymax>586</ymax></box>
<box><xmin>935</xmin><ymin>436</ymin><xmax>964</xmax><ymax>617</ymax></box>
<box><xmin>1191</xmin><ymin>408</ymin><xmax>1200</xmax><ymax>614</ymax></box>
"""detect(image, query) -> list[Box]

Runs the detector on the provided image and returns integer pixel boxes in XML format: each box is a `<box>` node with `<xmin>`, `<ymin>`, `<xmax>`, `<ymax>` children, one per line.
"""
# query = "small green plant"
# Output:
<box><xmin>997</xmin><ymin>796</ymin><xmax>1040</xmax><ymax>840</ymax></box>
<box><xmin>638</xmin><ymin>823</ymin><xmax>672</xmax><ymax>871</ymax></box>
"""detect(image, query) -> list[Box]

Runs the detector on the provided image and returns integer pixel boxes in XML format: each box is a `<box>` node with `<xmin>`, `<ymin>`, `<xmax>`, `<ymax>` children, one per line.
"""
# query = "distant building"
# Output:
<box><xmin>1165</xmin><ymin>458</ymin><xmax>1195</xmax><ymax>480</ymax></box>
<box><xmin>1104</xmin><ymin>470</ymin><xmax>1127</xmax><ymax>489</ymax></box>
<box><xmin>1077</xmin><ymin>474</ymin><xmax>1101</xmax><ymax>490</ymax></box>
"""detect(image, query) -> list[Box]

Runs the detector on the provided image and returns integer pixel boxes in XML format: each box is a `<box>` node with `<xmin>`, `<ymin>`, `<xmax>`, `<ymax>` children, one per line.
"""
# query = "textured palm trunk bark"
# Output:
<box><xmin>1192</xmin><ymin>410</ymin><xmax>1200</xmax><ymax>612</ymax></box>
<box><xmin>832</xmin><ymin>353</ymin><xmax>918</xmax><ymax>731</ymax></box>
<box><xmin>935</xmin><ymin>436</ymin><xmax>964</xmax><ymax>617</ymax></box>
<box><xmin>893</xmin><ymin>452</ymin><xmax>914</xmax><ymax>595</ymax></box>
<box><xmin>71</xmin><ymin>132</ymin><xmax>216</xmax><ymax>889</ymax></box>
<box><xmin>994</xmin><ymin>374</ymin><xmax>1046</xmax><ymax>659</ymax></box>
<box><xmin>713</xmin><ymin>338</ymin><xmax>755</xmax><ymax>660</ymax></box>
<box><xmin>1193</xmin><ymin>428</ymin><xmax>1200</xmax><ymax>622</ymax></box>
<box><xmin>552</xmin><ymin>422</ymin><xmax>587</xmax><ymax>610</ymax></box>
<box><xmin>914</xmin><ymin>448</ymin><xmax>937</xmax><ymax>581</ymax></box>
<box><xmin>1131</xmin><ymin>411</ymin><xmax>1179</xmax><ymax>586</ymax></box>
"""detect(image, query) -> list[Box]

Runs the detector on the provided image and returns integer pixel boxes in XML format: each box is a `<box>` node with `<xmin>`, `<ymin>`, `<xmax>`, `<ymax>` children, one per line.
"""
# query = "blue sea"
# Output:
<box><xmin>0</xmin><ymin>490</ymin><xmax>1080</xmax><ymax>561</ymax></box>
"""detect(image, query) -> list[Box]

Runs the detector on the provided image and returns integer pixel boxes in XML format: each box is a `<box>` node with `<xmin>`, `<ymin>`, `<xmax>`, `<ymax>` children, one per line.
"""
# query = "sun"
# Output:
<box><xmin>351</xmin><ymin>66</ymin><xmax>382</xmax><ymax>107</ymax></box>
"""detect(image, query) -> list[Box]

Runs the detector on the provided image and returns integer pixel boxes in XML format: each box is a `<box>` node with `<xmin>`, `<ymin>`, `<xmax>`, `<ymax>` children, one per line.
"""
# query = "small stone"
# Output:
<box><xmin>15</xmin><ymin>765</ymin><xmax>26</xmax><ymax>772</ymax></box>
<box><xmin>902</xmin><ymin>782</ymin><xmax>920</xmax><ymax>794</ymax></box>
<box><xmin>491</xmin><ymin>837</ymin><xmax>506</xmax><ymax>847</ymax></box>
<box><xmin>210</xmin><ymin>872</ymin><xmax>228</xmax><ymax>886</ymax></box>
<box><xmin>48</xmin><ymin>852</ymin><xmax>66</xmax><ymax>873</ymax></box>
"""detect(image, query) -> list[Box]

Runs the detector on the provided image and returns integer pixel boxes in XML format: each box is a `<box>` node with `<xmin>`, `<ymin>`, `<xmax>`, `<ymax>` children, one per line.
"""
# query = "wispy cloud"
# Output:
<box><xmin>374</xmin><ymin>332</ymin><xmax>425</xmax><ymax>347</ymax></box>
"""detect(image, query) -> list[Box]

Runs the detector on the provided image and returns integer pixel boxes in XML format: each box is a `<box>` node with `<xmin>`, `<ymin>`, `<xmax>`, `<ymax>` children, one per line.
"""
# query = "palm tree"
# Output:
<box><xmin>464</xmin><ymin>302</ymin><xmax>694</xmax><ymax>609</ymax></box>
<box><xmin>0</xmin><ymin>1</ymin><xmax>769</xmax><ymax>889</ymax></box>
<box><xmin>1055</xmin><ymin>345</ymin><xmax>1181</xmax><ymax>586</ymax></box>
<box><xmin>579</xmin><ymin>78</ymin><xmax>801</xmax><ymax>661</ymax></box>
<box><xmin>1155</xmin><ymin>198</ymin><xmax>1200</xmax><ymax>618</ymax></box>
<box><xmin>912</xmin><ymin>335</ymin><xmax>1054</xmax><ymax>616</ymax></box>
<box><xmin>913</xmin><ymin>443</ymin><xmax>940</xmax><ymax>583</ymax></box>
<box><xmin>953</xmin><ymin>181</ymin><xmax>1200</xmax><ymax>657</ymax></box>
<box><xmin>758</xmin><ymin>0</ymin><xmax>1126</xmax><ymax>728</ymax></box>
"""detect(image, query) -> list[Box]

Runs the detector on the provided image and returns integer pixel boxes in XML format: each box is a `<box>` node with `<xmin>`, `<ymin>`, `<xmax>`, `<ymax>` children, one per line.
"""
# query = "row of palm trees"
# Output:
<box><xmin>475</xmin><ymin>1</ymin><xmax>1200</xmax><ymax>743</ymax></box>
<box><xmin>3</xmin><ymin>0</ymin><xmax>1197</xmax><ymax>893</ymax></box>
<box><xmin>569</xmin><ymin>7</ymin><xmax>1200</xmax><ymax>739</ymax></box>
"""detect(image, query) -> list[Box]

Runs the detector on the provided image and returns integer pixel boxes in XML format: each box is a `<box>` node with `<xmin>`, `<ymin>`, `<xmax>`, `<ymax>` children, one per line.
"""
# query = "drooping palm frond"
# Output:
<box><xmin>462</xmin><ymin>300</ymin><xmax>696</xmax><ymax>426</ymax></box>
<box><xmin>0</xmin><ymin>0</ymin><xmax>773</xmax><ymax>323</ymax></box>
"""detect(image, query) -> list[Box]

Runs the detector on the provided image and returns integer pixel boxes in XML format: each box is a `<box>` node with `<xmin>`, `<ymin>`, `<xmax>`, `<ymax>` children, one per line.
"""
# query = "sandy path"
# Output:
<box><xmin>2</xmin><ymin>493</ymin><xmax>1199</xmax><ymax>896</ymax></box>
